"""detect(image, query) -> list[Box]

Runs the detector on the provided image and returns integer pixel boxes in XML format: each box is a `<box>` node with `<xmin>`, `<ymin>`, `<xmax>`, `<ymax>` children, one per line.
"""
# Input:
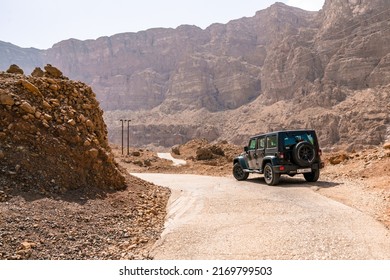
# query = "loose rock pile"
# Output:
<box><xmin>0</xmin><ymin>65</ymin><xmax>126</xmax><ymax>196</ymax></box>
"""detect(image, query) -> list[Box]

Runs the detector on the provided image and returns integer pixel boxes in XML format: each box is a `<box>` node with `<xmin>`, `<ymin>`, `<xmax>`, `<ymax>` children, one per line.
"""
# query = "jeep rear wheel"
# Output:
<box><xmin>263</xmin><ymin>163</ymin><xmax>280</xmax><ymax>186</ymax></box>
<box><xmin>233</xmin><ymin>163</ymin><xmax>249</xmax><ymax>181</ymax></box>
<box><xmin>304</xmin><ymin>168</ymin><xmax>320</xmax><ymax>182</ymax></box>
<box><xmin>292</xmin><ymin>141</ymin><xmax>315</xmax><ymax>167</ymax></box>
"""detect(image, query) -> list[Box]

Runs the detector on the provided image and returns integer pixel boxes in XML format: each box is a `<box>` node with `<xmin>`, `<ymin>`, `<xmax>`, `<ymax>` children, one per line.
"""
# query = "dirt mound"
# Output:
<box><xmin>173</xmin><ymin>139</ymin><xmax>239</xmax><ymax>161</ymax></box>
<box><xmin>167</xmin><ymin>138</ymin><xmax>241</xmax><ymax>175</ymax></box>
<box><xmin>0</xmin><ymin>66</ymin><xmax>126</xmax><ymax>197</ymax></box>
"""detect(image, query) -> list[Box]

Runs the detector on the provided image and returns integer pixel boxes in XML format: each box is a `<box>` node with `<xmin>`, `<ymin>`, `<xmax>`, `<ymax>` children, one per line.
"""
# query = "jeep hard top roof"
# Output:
<box><xmin>250</xmin><ymin>129</ymin><xmax>316</xmax><ymax>139</ymax></box>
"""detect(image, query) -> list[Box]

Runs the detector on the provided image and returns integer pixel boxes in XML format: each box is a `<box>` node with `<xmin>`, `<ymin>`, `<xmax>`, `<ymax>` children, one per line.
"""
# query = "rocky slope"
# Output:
<box><xmin>1</xmin><ymin>0</ymin><xmax>390</xmax><ymax>149</ymax></box>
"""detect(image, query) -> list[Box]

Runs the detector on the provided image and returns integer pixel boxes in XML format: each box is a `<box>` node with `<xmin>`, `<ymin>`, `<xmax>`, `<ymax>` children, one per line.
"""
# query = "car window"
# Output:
<box><xmin>266</xmin><ymin>135</ymin><xmax>277</xmax><ymax>148</ymax></box>
<box><xmin>248</xmin><ymin>139</ymin><xmax>257</xmax><ymax>150</ymax></box>
<box><xmin>307</xmin><ymin>134</ymin><xmax>314</xmax><ymax>145</ymax></box>
<box><xmin>283</xmin><ymin>131</ymin><xmax>316</xmax><ymax>147</ymax></box>
<box><xmin>258</xmin><ymin>137</ymin><xmax>265</xmax><ymax>149</ymax></box>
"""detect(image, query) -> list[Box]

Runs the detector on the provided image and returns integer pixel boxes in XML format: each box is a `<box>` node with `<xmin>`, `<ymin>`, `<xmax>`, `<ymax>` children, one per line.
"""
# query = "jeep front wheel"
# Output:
<box><xmin>263</xmin><ymin>163</ymin><xmax>280</xmax><ymax>186</ymax></box>
<box><xmin>233</xmin><ymin>163</ymin><xmax>249</xmax><ymax>181</ymax></box>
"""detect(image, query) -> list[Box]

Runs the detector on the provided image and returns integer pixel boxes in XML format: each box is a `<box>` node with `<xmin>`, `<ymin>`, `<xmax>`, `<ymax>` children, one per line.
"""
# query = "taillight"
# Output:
<box><xmin>279</xmin><ymin>166</ymin><xmax>285</xmax><ymax>171</ymax></box>
<box><xmin>278</xmin><ymin>152</ymin><xmax>285</xmax><ymax>159</ymax></box>
<box><xmin>318</xmin><ymin>149</ymin><xmax>322</xmax><ymax>156</ymax></box>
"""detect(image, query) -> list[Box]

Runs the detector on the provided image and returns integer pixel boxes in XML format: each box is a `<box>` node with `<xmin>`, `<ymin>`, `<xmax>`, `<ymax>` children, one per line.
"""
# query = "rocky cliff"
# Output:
<box><xmin>1</xmin><ymin>0</ymin><xmax>390</xmax><ymax>149</ymax></box>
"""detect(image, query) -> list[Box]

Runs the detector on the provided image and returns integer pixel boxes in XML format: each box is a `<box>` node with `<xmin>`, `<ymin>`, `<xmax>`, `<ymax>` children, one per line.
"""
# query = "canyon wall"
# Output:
<box><xmin>1</xmin><ymin>0</ymin><xmax>389</xmax><ymax>149</ymax></box>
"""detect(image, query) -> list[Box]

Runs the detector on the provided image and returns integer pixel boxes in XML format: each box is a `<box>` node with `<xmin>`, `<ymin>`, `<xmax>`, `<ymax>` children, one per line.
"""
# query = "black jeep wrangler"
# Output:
<box><xmin>233</xmin><ymin>130</ymin><xmax>324</xmax><ymax>185</ymax></box>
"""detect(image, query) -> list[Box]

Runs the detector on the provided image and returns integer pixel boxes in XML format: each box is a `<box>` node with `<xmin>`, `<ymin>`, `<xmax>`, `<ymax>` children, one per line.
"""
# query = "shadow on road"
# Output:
<box><xmin>246</xmin><ymin>175</ymin><xmax>339</xmax><ymax>189</ymax></box>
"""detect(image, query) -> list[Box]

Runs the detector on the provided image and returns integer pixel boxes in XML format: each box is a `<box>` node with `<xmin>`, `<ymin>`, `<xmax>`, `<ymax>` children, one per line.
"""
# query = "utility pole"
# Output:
<box><xmin>127</xmin><ymin>119</ymin><xmax>131</xmax><ymax>155</ymax></box>
<box><xmin>120</xmin><ymin>119</ymin><xmax>124</xmax><ymax>155</ymax></box>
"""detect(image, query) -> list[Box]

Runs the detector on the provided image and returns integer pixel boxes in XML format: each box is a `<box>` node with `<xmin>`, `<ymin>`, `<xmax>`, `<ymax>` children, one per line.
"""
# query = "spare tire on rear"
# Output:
<box><xmin>292</xmin><ymin>141</ymin><xmax>315</xmax><ymax>167</ymax></box>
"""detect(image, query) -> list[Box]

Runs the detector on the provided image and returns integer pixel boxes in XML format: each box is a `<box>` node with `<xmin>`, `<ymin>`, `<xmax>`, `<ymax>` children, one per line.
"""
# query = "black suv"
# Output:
<box><xmin>233</xmin><ymin>130</ymin><xmax>324</xmax><ymax>185</ymax></box>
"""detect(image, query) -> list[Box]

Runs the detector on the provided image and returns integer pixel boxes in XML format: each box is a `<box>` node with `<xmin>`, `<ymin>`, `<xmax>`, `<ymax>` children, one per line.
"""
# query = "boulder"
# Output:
<box><xmin>44</xmin><ymin>64</ymin><xmax>63</xmax><ymax>78</ymax></box>
<box><xmin>31</xmin><ymin>67</ymin><xmax>44</xmax><ymax>77</ymax></box>
<box><xmin>0</xmin><ymin>89</ymin><xmax>15</xmax><ymax>106</ymax></box>
<box><xmin>6</xmin><ymin>64</ymin><xmax>24</xmax><ymax>75</ymax></box>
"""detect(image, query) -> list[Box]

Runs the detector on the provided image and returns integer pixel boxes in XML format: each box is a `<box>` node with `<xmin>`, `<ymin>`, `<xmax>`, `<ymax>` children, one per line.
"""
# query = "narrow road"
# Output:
<box><xmin>157</xmin><ymin>153</ymin><xmax>187</xmax><ymax>166</ymax></box>
<box><xmin>132</xmin><ymin>173</ymin><xmax>390</xmax><ymax>260</ymax></box>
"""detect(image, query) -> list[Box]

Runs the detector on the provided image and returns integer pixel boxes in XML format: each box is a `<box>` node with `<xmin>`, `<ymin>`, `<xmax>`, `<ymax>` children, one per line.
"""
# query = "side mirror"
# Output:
<box><xmin>244</xmin><ymin>146</ymin><xmax>248</xmax><ymax>152</ymax></box>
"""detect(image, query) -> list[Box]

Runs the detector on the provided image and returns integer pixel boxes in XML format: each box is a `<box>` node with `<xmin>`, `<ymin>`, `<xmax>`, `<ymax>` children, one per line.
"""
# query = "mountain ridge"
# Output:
<box><xmin>1</xmin><ymin>0</ymin><xmax>390</xmax><ymax>150</ymax></box>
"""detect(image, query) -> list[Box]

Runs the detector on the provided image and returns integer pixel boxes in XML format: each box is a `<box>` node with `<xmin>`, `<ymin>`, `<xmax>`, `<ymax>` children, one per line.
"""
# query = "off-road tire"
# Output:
<box><xmin>303</xmin><ymin>168</ymin><xmax>320</xmax><ymax>182</ymax></box>
<box><xmin>292</xmin><ymin>141</ymin><xmax>315</xmax><ymax>167</ymax></box>
<box><xmin>263</xmin><ymin>163</ymin><xmax>280</xmax><ymax>186</ymax></box>
<box><xmin>233</xmin><ymin>162</ymin><xmax>249</xmax><ymax>181</ymax></box>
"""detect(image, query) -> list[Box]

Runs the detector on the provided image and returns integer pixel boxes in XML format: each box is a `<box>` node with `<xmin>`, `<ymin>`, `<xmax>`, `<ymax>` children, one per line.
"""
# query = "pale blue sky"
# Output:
<box><xmin>0</xmin><ymin>0</ymin><xmax>325</xmax><ymax>49</ymax></box>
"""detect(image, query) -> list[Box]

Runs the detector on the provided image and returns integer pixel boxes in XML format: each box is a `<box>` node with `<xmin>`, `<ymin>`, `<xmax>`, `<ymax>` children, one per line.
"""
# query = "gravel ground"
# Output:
<box><xmin>0</xmin><ymin>174</ymin><xmax>170</xmax><ymax>260</ymax></box>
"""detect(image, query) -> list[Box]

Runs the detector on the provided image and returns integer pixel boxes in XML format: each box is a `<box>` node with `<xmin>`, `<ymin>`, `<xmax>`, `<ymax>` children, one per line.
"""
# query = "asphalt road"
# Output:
<box><xmin>132</xmin><ymin>173</ymin><xmax>390</xmax><ymax>260</ymax></box>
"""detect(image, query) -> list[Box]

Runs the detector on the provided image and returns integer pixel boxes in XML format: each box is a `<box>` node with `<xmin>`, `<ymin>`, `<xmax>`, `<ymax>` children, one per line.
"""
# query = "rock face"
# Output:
<box><xmin>0</xmin><ymin>67</ymin><xmax>126</xmax><ymax>195</ymax></box>
<box><xmin>1</xmin><ymin>0</ymin><xmax>390</xmax><ymax>149</ymax></box>
<box><xmin>318</xmin><ymin>0</ymin><xmax>390</xmax><ymax>89</ymax></box>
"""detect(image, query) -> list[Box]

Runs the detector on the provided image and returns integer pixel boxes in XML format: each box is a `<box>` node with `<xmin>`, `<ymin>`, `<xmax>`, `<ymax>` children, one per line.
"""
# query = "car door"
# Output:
<box><xmin>247</xmin><ymin>138</ymin><xmax>258</xmax><ymax>169</ymax></box>
<box><xmin>255</xmin><ymin>136</ymin><xmax>266</xmax><ymax>170</ymax></box>
<box><xmin>265</xmin><ymin>134</ymin><xmax>278</xmax><ymax>158</ymax></box>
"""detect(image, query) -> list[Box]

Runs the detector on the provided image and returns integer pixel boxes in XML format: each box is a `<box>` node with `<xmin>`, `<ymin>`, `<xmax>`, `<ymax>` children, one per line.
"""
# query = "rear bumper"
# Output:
<box><xmin>272</xmin><ymin>162</ymin><xmax>322</xmax><ymax>174</ymax></box>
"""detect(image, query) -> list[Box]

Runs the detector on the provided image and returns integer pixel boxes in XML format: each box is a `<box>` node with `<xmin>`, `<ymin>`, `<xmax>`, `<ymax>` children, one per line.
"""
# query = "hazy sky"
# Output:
<box><xmin>0</xmin><ymin>0</ymin><xmax>325</xmax><ymax>50</ymax></box>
